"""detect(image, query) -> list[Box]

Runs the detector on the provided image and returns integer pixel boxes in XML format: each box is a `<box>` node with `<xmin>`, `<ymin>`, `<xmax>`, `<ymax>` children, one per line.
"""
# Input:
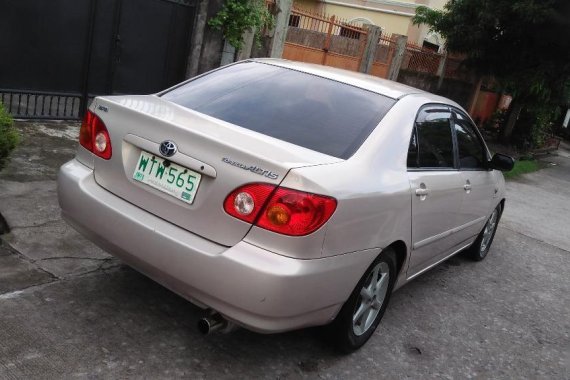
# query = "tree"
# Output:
<box><xmin>208</xmin><ymin>0</ymin><xmax>274</xmax><ymax>51</ymax></box>
<box><xmin>413</xmin><ymin>0</ymin><xmax>570</xmax><ymax>143</ymax></box>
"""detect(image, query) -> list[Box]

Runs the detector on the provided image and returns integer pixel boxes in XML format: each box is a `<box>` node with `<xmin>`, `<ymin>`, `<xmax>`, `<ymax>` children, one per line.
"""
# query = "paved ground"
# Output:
<box><xmin>0</xmin><ymin>122</ymin><xmax>568</xmax><ymax>379</ymax></box>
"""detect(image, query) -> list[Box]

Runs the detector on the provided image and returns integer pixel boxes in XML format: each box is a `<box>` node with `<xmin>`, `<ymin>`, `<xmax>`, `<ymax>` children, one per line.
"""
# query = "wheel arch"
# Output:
<box><xmin>499</xmin><ymin>198</ymin><xmax>506</xmax><ymax>215</ymax></box>
<box><xmin>385</xmin><ymin>240</ymin><xmax>408</xmax><ymax>277</ymax></box>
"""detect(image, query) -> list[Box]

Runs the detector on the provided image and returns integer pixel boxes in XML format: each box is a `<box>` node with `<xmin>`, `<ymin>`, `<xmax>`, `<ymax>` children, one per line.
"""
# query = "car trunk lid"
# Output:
<box><xmin>90</xmin><ymin>95</ymin><xmax>342</xmax><ymax>247</ymax></box>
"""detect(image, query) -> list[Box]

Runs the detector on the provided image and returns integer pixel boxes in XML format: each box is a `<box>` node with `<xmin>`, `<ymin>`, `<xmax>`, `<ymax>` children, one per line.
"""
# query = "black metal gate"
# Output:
<box><xmin>0</xmin><ymin>0</ymin><xmax>195</xmax><ymax>119</ymax></box>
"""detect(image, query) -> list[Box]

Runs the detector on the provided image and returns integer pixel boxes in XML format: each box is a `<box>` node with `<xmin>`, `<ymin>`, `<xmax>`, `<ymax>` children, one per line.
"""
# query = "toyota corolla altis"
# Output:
<box><xmin>58</xmin><ymin>59</ymin><xmax>514</xmax><ymax>352</ymax></box>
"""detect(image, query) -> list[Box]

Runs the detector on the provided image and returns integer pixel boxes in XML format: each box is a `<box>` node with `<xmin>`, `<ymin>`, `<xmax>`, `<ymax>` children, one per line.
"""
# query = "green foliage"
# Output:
<box><xmin>413</xmin><ymin>0</ymin><xmax>570</xmax><ymax>142</ymax></box>
<box><xmin>208</xmin><ymin>0</ymin><xmax>274</xmax><ymax>50</ymax></box>
<box><xmin>483</xmin><ymin>109</ymin><xmax>507</xmax><ymax>130</ymax></box>
<box><xmin>413</xmin><ymin>0</ymin><xmax>570</xmax><ymax>98</ymax></box>
<box><xmin>512</xmin><ymin>104</ymin><xmax>560</xmax><ymax>149</ymax></box>
<box><xmin>0</xmin><ymin>103</ymin><xmax>19</xmax><ymax>169</ymax></box>
<box><xmin>413</xmin><ymin>0</ymin><xmax>570</xmax><ymax>82</ymax></box>
<box><xmin>503</xmin><ymin>159</ymin><xmax>540</xmax><ymax>180</ymax></box>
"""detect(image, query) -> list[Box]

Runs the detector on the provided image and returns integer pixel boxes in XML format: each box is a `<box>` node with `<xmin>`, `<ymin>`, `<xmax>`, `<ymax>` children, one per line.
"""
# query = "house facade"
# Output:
<box><xmin>293</xmin><ymin>0</ymin><xmax>447</xmax><ymax>47</ymax></box>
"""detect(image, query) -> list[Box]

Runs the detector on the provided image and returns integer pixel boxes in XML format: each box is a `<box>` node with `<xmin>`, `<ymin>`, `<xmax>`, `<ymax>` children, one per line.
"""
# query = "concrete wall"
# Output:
<box><xmin>408</xmin><ymin>0</ymin><xmax>447</xmax><ymax>46</ymax></box>
<box><xmin>196</xmin><ymin>0</ymin><xmax>226</xmax><ymax>74</ymax></box>
<box><xmin>191</xmin><ymin>0</ymin><xmax>293</xmax><ymax>74</ymax></box>
<box><xmin>426</xmin><ymin>0</ymin><xmax>448</xmax><ymax>10</ymax></box>
<box><xmin>398</xmin><ymin>70</ymin><xmax>473</xmax><ymax>109</ymax></box>
<box><xmin>285</xmin><ymin>27</ymin><xmax>363</xmax><ymax>56</ymax></box>
<box><xmin>294</xmin><ymin>0</ymin><xmax>322</xmax><ymax>12</ymax></box>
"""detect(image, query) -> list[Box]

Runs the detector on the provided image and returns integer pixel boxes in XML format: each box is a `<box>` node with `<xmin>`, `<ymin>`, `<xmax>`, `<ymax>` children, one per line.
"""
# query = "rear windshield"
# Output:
<box><xmin>161</xmin><ymin>62</ymin><xmax>396</xmax><ymax>159</ymax></box>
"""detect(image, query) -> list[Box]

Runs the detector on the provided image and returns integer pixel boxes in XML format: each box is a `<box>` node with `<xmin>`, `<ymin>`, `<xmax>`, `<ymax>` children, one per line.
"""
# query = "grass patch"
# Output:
<box><xmin>0</xmin><ymin>103</ymin><xmax>20</xmax><ymax>170</ymax></box>
<box><xmin>504</xmin><ymin>159</ymin><xmax>540</xmax><ymax>179</ymax></box>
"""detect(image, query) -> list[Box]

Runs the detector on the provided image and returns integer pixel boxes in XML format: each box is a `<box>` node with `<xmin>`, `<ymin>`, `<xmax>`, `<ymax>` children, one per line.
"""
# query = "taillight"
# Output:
<box><xmin>223</xmin><ymin>183</ymin><xmax>277</xmax><ymax>223</ymax></box>
<box><xmin>224</xmin><ymin>184</ymin><xmax>337</xmax><ymax>236</ymax></box>
<box><xmin>257</xmin><ymin>188</ymin><xmax>337</xmax><ymax>236</ymax></box>
<box><xmin>79</xmin><ymin>110</ymin><xmax>112</xmax><ymax>160</ymax></box>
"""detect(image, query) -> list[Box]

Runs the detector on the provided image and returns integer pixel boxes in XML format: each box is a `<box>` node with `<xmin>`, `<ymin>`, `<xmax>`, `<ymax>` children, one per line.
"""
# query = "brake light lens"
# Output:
<box><xmin>79</xmin><ymin>110</ymin><xmax>112</xmax><ymax>160</ymax></box>
<box><xmin>223</xmin><ymin>183</ymin><xmax>276</xmax><ymax>223</ymax></box>
<box><xmin>257</xmin><ymin>188</ymin><xmax>337</xmax><ymax>236</ymax></box>
<box><xmin>224</xmin><ymin>184</ymin><xmax>337</xmax><ymax>236</ymax></box>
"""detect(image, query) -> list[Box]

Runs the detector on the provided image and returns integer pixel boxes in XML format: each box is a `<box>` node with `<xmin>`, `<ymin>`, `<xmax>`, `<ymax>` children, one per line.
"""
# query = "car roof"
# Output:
<box><xmin>251</xmin><ymin>58</ymin><xmax>427</xmax><ymax>100</ymax></box>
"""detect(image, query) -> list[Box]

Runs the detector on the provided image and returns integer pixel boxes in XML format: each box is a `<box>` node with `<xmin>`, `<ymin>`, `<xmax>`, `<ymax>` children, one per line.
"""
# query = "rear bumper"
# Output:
<box><xmin>57</xmin><ymin>159</ymin><xmax>379</xmax><ymax>333</ymax></box>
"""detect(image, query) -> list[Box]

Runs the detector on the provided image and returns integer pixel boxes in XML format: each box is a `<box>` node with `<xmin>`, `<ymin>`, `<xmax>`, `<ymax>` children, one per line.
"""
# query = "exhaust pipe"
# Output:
<box><xmin>197</xmin><ymin>312</ymin><xmax>235</xmax><ymax>335</ymax></box>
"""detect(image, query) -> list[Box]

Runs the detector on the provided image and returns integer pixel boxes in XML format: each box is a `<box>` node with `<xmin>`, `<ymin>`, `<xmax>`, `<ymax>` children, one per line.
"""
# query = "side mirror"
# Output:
<box><xmin>488</xmin><ymin>153</ymin><xmax>515</xmax><ymax>172</ymax></box>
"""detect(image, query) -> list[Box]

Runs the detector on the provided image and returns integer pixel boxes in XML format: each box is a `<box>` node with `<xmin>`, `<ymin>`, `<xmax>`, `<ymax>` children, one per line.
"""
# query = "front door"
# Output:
<box><xmin>452</xmin><ymin>110</ymin><xmax>498</xmax><ymax>241</ymax></box>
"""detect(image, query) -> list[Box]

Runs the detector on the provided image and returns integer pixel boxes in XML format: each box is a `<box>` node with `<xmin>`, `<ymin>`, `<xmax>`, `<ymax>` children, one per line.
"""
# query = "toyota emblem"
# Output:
<box><xmin>159</xmin><ymin>140</ymin><xmax>177</xmax><ymax>157</ymax></box>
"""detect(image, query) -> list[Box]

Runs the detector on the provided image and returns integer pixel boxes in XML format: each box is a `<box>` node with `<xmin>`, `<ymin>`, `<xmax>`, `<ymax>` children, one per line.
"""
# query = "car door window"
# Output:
<box><xmin>407</xmin><ymin>128</ymin><xmax>418</xmax><ymax>167</ymax></box>
<box><xmin>408</xmin><ymin>108</ymin><xmax>454</xmax><ymax>169</ymax></box>
<box><xmin>453</xmin><ymin>112</ymin><xmax>487</xmax><ymax>169</ymax></box>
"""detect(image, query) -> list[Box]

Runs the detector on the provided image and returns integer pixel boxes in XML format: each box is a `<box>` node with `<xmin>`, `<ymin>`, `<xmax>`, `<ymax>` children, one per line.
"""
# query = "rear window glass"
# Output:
<box><xmin>161</xmin><ymin>62</ymin><xmax>396</xmax><ymax>159</ymax></box>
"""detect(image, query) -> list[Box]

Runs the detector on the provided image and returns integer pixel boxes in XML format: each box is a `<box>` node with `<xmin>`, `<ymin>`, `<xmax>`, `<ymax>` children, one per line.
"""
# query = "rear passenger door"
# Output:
<box><xmin>407</xmin><ymin>106</ymin><xmax>464</xmax><ymax>277</ymax></box>
<box><xmin>452</xmin><ymin>110</ymin><xmax>497</xmax><ymax>242</ymax></box>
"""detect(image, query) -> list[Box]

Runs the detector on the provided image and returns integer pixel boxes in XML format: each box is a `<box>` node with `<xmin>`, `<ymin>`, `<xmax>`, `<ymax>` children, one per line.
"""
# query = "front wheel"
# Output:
<box><xmin>466</xmin><ymin>204</ymin><xmax>502</xmax><ymax>261</ymax></box>
<box><xmin>327</xmin><ymin>249</ymin><xmax>397</xmax><ymax>353</ymax></box>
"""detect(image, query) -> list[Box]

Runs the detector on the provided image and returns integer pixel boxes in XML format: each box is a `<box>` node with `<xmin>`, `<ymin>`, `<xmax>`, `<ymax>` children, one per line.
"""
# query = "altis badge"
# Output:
<box><xmin>222</xmin><ymin>157</ymin><xmax>279</xmax><ymax>180</ymax></box>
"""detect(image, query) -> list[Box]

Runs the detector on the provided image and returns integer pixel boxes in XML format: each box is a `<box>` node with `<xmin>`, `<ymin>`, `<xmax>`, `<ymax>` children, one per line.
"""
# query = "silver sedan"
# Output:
<box><xmin>58</xmin><ymin>59</ymin><xmax>514</xmax><ymax>352</ymax></box>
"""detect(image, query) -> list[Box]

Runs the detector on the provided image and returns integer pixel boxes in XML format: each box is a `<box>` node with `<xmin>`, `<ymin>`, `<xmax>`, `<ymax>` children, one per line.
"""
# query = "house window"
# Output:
<box><xmin>422</xmin><ymin>40</ymin><xmax>439</xmax><ymax>52</ymax></box>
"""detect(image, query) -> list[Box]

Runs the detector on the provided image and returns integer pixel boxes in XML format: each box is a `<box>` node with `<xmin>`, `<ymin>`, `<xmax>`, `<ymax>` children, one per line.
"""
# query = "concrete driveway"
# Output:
<box><xmin>0</xmin><ymin>122</ymin><xmax>568</xmax><ymax>379</ymax></box>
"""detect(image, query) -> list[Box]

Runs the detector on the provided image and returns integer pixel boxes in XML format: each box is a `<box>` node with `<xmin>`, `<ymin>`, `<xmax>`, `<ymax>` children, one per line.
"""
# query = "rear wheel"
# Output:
<box><xmin>467</xmin><ymin>204</ymin><xmax>501</xmax><ymax>261</ymax></box>
<box><xmin>327</xmin><ymin>249</ymin><xmax>397</xmax><ymax>353</ymax></box>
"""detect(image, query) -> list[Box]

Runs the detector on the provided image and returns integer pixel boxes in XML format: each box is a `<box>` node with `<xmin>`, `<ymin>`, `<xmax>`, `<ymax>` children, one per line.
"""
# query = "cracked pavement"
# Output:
<box><xmin>0</xmin><ymin>122</ymin><xmax>568</xmax><ymax>379</ymax></box>
<box><xmin>0</xmin><ymin>122</ymin><xmax>120</xmax><ymax>283</ymax></box>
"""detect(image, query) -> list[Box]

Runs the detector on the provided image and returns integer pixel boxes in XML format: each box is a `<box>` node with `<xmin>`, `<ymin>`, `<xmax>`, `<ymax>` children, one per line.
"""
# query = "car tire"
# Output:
<box><xmin>326</xmin><ymin>248</ymin><xmax>397</xmax><ymax>353</ymax></box>
<box><xmin>466</xmin><ymin>204</ymin><xmax>502</xmax><ymax>261</ymax></box>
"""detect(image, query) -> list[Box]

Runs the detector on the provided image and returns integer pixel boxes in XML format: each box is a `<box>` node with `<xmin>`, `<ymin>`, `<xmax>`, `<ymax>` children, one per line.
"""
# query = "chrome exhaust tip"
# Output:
<box><xmin>197</xmin><ymin>316</ymin><xmax>224</xmax><ymax>335</ymax></box>
<box><xmin>197</xmin><ymin>312</ymin><xmax>235</xmax><ymax>335</ymax></box>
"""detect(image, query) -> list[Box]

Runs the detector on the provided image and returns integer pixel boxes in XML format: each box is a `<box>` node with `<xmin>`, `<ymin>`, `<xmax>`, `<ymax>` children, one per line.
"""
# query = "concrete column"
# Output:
<box><xmin>358</xmin><ymin>25</ymin><xmax>381</xmax><ymax>74</ymax></box>
<box><xmin>220</xmin><ymin>41</ymin><xmax>236</xmax><ymax>66</ymax></box>
<box><xmin>468</xmin><ymin>76</ymin><xmax>483</xmax><ymax>116</ymax></box>
<box><xmin>195</xmin><ymin>0</ymin><xmax>226</xmax><ymax>75</ymax></box>
<box><xmin>186</xmin><ymin>0</ymin><xmax>210</xmax><ymax>78</ymax></box>
<box><xmin>435</xmin><ymin>51</ymin><xmax>447</xmax><ymax>92</ymax></box>
<box><xmin>387</xmin><ymin>35</ymin><xmax>407</xmax><ymax>81</ymax></box>
<box><xmin>237</xmin><ymin>28</ymin><xmax>256</xmax><ymax>61</ymax></box>
<box><xmin>269</xmin><ymin>0</ymin><xmax>293</xmax><ymax>58</ymax></box>
<box><xmin>563</xmin><ymin>108</ymin><xmax>570</xmax><ymax>128</ymax></box>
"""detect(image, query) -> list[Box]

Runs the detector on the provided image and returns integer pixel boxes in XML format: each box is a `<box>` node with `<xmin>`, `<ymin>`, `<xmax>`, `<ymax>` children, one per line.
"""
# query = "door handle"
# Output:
<box><xmin>415</xmin><ymin>188</ymin><xmax>429</xmax><ymax>196</ymax></box>
<box><xmin>464</xmin><ymin>180</ymin><xmax>472</xmax><ymax>192</ymax></box>
<box><xmin>415</xmin><ymin>183</ymin><xmax>428</xmax><ymax>200</ymax></box>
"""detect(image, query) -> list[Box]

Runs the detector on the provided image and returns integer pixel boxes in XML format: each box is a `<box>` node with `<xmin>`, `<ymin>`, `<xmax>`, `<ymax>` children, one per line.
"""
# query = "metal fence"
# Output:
<box><xmin>1</xmin><ymin>91</ymin><xmax>83</xmax><ymax>120</ymax></box>
<box><xmin>402</xmin><ymin>40</ymin><xmax>444</xmax><ymax>75</ymax></box>
<box><xmin>0</xmin><ymin>0</ymin><xmax>195</xmax><ymax>121</ymax></box>
<box><xmin>376</xmin><ymin>33</ymin><xmax>396</xmax><ymax>65</ymax></box>
<box><xmin>288</xmin><ymin>7</ymin><xmax>366</xmax><ymax>40</ymax></box>
<box><xmin>283</xmin><ymin>7</ymin><xmax>368</xmax><ymax>70</ymax></box>
<box><xmin>282</xmin><ymin>11</ymin><xmax>451</xmax><ymax>80</ymax></box>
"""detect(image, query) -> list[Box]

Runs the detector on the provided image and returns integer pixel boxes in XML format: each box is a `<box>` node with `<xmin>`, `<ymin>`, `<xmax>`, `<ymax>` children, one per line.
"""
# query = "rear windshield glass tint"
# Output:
<box><xmin>161</xmin><ymin>62</ymin><xmax>396</xmax><ymax>159</ymax></box>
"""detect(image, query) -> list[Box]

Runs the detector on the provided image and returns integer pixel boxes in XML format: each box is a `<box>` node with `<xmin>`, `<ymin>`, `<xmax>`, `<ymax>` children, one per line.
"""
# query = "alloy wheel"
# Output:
<box><xmin>352</xmin><ymin>261</ymin><xmax>390</xmax><ymax>336</ymax></box>
<box><xmin>480</xmin><ymin>208</ymin><xmax>499</xmax><ymax>254</ymax></box>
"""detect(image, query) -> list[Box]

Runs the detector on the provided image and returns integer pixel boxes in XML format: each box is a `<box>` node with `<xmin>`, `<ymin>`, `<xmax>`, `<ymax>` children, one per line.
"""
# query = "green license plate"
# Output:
<box><xmin>132</xmin><ymin>151</ymin><xmax>202</xmax><ymax>205</ymax></box>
